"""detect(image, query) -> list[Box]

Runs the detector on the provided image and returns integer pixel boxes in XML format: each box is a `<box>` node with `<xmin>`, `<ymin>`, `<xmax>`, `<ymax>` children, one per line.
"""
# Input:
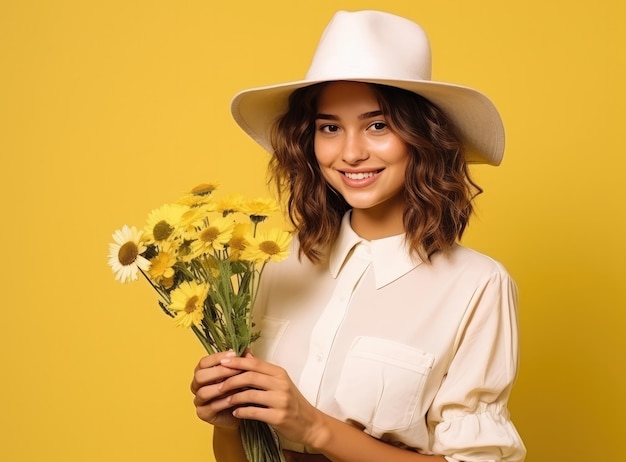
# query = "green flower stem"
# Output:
<box><xmin>191</xmin><ymin>325</ymin><xmax>216</xmax><ymax>355</ymax></box>
<box><xmin>240</xmin><ymin>419</ymin><xmax>286</xmax><ymax>462</ymax></box>
<box><xmin>139</xmin><ymin>269</ymin><xmax>171</xmax><ymax>304</ymax></box>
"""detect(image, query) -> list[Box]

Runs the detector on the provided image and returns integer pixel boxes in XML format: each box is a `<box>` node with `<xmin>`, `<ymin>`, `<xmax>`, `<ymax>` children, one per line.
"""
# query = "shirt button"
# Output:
<box><xmin>316</xmin><ymin>352</ymin><xmax>324</xmax><ymax>362</ymax></box>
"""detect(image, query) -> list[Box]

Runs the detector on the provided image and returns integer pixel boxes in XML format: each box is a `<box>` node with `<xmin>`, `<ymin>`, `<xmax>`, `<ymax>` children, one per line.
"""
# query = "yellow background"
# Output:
<box><xmin>1</xmin><ymin>1</ymin><xmax>624</xmax><ymax>461</ymax></box>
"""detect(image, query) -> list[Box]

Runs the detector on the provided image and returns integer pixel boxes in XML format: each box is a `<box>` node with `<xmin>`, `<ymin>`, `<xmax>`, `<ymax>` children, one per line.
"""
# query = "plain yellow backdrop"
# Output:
<box><xmin>1</xmin><ymin>1</ymin><xmax>624</xmax><ymax>461</ymax></box>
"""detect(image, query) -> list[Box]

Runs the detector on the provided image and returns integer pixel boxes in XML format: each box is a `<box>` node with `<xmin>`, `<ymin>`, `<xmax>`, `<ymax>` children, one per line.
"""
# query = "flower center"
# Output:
<box><xmin>185</xmin><ymin>295</ymin><xmax>200</xmax><ymax>314</ymax></box>
<box><xmin>118</xmin><ymin>241</ymin><xmax>139</xmax><ymax>266</ymax></box>
<box><xmin>200</xmin><ymin>227</ymin><xmax>219</xmax><ymax>243</ymax></box>
<box><xmin>153</xmin><ymin>220</ymin><xmax>174</xmax><ymax>241</ymax></box>
<box><xmin>259</xmin><ymin>241</ymin><xmax>280</xmax><ymax>256</ymax></box>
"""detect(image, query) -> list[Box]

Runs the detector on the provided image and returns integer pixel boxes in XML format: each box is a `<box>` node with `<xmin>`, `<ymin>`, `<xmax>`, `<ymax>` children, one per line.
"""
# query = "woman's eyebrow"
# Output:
<box><xmin>315</xmin><ymin>110</ymin><xmax>383</xmax><ymax>121</ymax></box>
<box><xmin>315</xmin><ymin>113</ymin><xmax>338</xmax><ymax>120</ymax></box>
<box><xmin>359</xmin><ymin>110</ymin><xmax>383</xmax><ymax>120</ymax></box>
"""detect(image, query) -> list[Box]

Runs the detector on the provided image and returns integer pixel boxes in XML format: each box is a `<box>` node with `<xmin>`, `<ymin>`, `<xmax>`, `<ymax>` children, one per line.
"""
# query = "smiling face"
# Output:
<box><xmin>314</xmin><ymin>81</ymin><xmax>410</xmax><ymax>236</ymax></box>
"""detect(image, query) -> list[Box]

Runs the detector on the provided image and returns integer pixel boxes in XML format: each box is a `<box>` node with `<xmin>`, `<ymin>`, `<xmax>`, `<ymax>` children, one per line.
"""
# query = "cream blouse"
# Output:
<box><xmin>252</xmin><ymin>213</ymin><xmax>526</xmax><ymax>461</ymax></box>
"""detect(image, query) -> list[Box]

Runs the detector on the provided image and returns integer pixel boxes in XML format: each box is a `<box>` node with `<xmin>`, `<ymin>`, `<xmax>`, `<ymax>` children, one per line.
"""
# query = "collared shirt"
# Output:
<box><xmin>252</xmin><ymin>213</ymin><xmax>526</xmax><ymax>462</ymax></box>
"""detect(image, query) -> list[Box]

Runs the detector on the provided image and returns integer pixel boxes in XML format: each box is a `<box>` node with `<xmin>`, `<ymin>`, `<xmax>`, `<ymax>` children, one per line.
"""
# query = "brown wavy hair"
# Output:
<box><xmin>269</xmin><ymin>82</ymin><xmax>482</xmax><ymax>264</ymax></box>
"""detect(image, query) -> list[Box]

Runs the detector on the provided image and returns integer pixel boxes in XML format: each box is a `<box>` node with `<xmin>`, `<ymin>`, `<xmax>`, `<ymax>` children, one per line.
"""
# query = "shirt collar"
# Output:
<box><xmin>328</xmin><ymin>212</ymin><xmax>423</xmax><ymax>289</ymax></box>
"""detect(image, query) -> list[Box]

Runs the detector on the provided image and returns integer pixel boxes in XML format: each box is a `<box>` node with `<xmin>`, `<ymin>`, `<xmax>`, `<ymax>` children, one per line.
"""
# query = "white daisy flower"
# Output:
<box><xmin>108</xmin><ymin>225</ymin><xmax>151</xmax><ymax>283</ymax></box>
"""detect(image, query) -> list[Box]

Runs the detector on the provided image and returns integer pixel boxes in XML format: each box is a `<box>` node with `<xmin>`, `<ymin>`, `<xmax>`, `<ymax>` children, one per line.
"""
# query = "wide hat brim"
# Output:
<box><xmin>231</xmin><ymin>77</ymin><xmax>505</xmax><ymax>165</ymax></box>
<box><xmin>230</xmin><ymin>10</ymin><xmax>505</xmax><ymax>166</ymax></box>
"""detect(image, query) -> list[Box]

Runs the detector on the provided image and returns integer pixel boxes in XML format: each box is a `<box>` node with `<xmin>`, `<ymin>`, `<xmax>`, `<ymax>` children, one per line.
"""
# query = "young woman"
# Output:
<box><xmin>190</xmin><ymin>10</ymin><xmax>526</xmax><ymax>462</ymax></box>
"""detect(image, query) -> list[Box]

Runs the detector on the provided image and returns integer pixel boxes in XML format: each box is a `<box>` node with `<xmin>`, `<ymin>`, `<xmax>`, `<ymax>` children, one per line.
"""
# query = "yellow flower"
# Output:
<box><xmin>161</xmin><ymin>275</ymin><xmax>175</xmax><ymax>290</ymax></box>
<box><xmin>176</xmin><ymin>203</ymin><xmax>216</xmax><ymax>241</ymax></box>
<box><xmin>190</xmin><ymin>216</ymin><xmax>235</xmax><ymax>257</ymax></box>
<box><xmin>215</xmin><ymin>194</ymin><xmax>245</xmax><ymax>215</ymax></box>
<box><xmin>148</xmin><ymin>245</ymin><xmax>177</xmax><ymax>285</ymax></box>
<box><xmin>177</xmin><ymin>194</ymin><xmax>212</xmax><ymax>208</ymax></box>
<box><xmin>241</xmin><ymin>228</ymin><xmax>292</xmax><ymax>263</ymax></box>
<box><xmin>144</xmin><ymin>203</ymin><xmax>187</xmax><ymax>245</ymax></box>
<box><xmin>108</xmin><ymin>225</ymin><xmax>151</xmax><ymax>283</ymax></box>
<box><xmin>240</xmin><ymin>197</ymin><xmax>279</xmax><ymax>217</ymax></box>
<box><xmin>228</xmin><ymin>222</ymin><xmax>252</xmax><ymax>261</ymax></box>
<box><xmin>177</xmin><ymin>186</ymin><xmax>219</xmax><ymax>208</ymax></box>
<box><xmin>191</xmin><ymin>182</ymin><xmax>219</xmax><ymax>196</ymax></box>
<box><xmin>168</xmin><ymin>280</ymin><xmax>207</xmax><ymax>328</ymax></box>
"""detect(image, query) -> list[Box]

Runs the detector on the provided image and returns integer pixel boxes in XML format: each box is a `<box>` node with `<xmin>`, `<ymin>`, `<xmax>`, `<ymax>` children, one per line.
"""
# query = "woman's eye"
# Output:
<box><xmin>320</xmin><ymin>124</ymin><xmax>339</xmax><ymax>133</ymax></box>
<box><xmin>370</xmin><ymin>122</ymin><xmax>387</xmax><ymax>131</ymax></box>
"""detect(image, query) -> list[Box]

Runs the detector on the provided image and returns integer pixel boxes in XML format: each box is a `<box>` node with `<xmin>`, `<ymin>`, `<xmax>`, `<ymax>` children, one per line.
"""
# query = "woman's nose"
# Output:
<box><xmin>341</xmin><ymin>132</ymin><xmax>369</xmax><ymax>164</ymax></box>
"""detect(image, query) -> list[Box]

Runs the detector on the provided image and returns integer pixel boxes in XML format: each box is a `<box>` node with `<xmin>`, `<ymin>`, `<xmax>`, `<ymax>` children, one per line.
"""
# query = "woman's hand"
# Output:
<box><xmin>202</xmin><ymin>352</ymin><xmax>444</xmax><ymax>462</ymax></box>
<box><xmin>190</xmin><ymin>351</ymin><xmax>245</xmax><ymax>429</ymax></box>
<box><xmin>217</xmin><ymin>352</ymin><xmax>328</xmax><ymax>448</ymax></box>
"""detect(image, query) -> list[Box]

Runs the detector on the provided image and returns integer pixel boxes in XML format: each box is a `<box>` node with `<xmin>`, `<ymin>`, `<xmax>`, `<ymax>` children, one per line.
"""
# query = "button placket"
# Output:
<box><xmin>298</xmin><ymin>244</ymin><xmax>372</xmax><ymax>404</ymax></box>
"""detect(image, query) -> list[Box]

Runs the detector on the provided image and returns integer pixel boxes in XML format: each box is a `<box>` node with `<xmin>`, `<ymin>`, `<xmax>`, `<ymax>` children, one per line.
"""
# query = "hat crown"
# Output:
<box><xmin>305</xmin><ymin>10</ymin><xmax>432</xmax><ymax>82</ymax></box>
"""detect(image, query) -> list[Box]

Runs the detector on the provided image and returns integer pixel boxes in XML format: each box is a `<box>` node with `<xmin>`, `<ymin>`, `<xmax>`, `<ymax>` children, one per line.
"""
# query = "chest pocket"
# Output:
<box><xmin>334</xmin><ymin>336</ymin><xmax>434</xmax><ymax>437</ymax></box>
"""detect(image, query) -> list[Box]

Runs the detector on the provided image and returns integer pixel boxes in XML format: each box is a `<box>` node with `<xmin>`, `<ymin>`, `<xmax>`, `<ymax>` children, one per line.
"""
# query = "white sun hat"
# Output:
<box><xmin>231</xmin><ymin>10</ymin><xmax>505</xmax><ymax>165</ymax></box>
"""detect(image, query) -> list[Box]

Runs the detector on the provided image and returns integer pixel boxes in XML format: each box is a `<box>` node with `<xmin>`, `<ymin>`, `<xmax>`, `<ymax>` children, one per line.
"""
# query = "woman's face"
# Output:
<box><xmin>314</xmin><ymin>81</ymin><xmax>410</xmax><ymax>221</ymax></box>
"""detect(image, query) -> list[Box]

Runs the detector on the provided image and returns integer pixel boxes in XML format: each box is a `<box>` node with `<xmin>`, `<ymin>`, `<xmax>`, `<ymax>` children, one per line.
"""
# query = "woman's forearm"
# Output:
<box><xmin>213</xmin><ymin>416</ymin><xmax>446</xmax><ymax>462</ymax></box>
<box><xmin>213</xmin><ymin>425</ymin><xmax>248</xmax><ymax>462</ymax></box>
<box><xmin>311</xmin><ymin>415</ymin><xmax>446</xmax><ymax>462</ymax></box>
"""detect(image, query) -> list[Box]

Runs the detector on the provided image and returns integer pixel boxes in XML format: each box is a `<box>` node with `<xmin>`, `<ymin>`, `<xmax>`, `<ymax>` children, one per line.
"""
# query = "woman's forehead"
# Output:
<box><xmin>316</xmin><ymin>81</ymin><xmax>381</xmax><ymax>114</ymax></box>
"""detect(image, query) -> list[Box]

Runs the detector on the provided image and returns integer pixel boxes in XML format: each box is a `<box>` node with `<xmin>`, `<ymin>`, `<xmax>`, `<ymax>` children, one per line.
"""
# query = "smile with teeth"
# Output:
<box><xmin>343</xmin><ymin>170</ymin><xmax>381</xmax><ymax>180</ymax></box>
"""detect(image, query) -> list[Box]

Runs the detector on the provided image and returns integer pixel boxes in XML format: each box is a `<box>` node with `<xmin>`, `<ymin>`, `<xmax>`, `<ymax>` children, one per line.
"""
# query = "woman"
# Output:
<box><xmin>191</xmin><ymin>10</ymin><xmax>526</xmax><ymax>462</ymax></box>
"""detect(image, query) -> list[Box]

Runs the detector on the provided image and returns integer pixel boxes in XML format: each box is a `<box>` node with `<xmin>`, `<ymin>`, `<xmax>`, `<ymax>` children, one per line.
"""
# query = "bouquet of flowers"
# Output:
<box><xmin>107</xmin><ymin>182</ymin><xmax>291</xmax><ymax>462</ymax></box>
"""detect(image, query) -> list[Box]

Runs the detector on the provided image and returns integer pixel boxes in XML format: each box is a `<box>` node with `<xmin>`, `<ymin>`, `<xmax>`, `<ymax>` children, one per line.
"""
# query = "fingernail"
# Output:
<box><xmin>225</xmin><ymin>351</ymin><xmax>236</xmax><ymax>358</ymax></box>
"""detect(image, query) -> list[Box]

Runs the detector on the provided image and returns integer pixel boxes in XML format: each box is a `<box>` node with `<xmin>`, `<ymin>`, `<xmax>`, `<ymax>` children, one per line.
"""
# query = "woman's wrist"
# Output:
<box><xmin>304</xmin><ymin>412</ymin><xmax>336</xmax><ymax>453</ymax></box>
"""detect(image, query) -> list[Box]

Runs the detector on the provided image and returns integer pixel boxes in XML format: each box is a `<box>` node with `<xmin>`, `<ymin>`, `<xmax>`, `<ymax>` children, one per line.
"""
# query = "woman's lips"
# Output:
<box><xmin>340</xmin><ymin>169</ymin><xmax>383</xmax><ymax>185</ymax></box>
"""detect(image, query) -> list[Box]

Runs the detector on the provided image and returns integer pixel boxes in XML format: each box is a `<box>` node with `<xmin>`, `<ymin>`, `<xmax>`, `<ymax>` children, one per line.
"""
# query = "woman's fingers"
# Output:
<box><xmin>190</xmin><ymin>351</ymin><xmax>245</xmax><ymax>429</ymax></box>
<box><xmin>207</xmin><ymin>354</ymin><xmax>325</xmax><ymax>445</ymax></box>
<box><xmin>191</xmin><ymin>365</ymin><xmax>241</xmax><ymax>396</ymax></box>
<box><xmin>217</xmin><ymin>357</ymin><xmax>290</xmax><ymax>398</ymax></box>
<box><xmin>194</xmin><ymin>350</ymin><xmax>236</xmax><ymax>372</ymax></box>
<box><xmin>216</xmin><ymin>360</ymin><xmax>300</xmax><ymax>420</ymax></box>
<box><xmin>219</xmin><ymin>353</ymin><xmax>278</xmax><ymax>375</ymax></box>
<box><xmin>190</xmin><ymin>351</ymin><xmax>238</xmax><ymax>394</ymax></box>
<box><xmin>194</xmin><ymin>389</ymin><xmax>237</xmax><ymax>414</ymax></box>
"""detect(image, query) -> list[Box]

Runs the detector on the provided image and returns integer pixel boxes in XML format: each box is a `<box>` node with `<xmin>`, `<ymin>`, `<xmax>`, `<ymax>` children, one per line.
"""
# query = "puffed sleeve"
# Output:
<box><xmin>429</xmin><ymin>265</ymin><xmax>526</xmax><ymax>462</ymax></box>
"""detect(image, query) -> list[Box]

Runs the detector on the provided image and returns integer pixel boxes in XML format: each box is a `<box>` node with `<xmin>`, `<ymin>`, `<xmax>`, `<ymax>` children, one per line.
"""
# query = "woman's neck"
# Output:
<box><xmin>349</xmin><ymin>200</ymin><xmax>405</xmax><ymax>240</ymax></box>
